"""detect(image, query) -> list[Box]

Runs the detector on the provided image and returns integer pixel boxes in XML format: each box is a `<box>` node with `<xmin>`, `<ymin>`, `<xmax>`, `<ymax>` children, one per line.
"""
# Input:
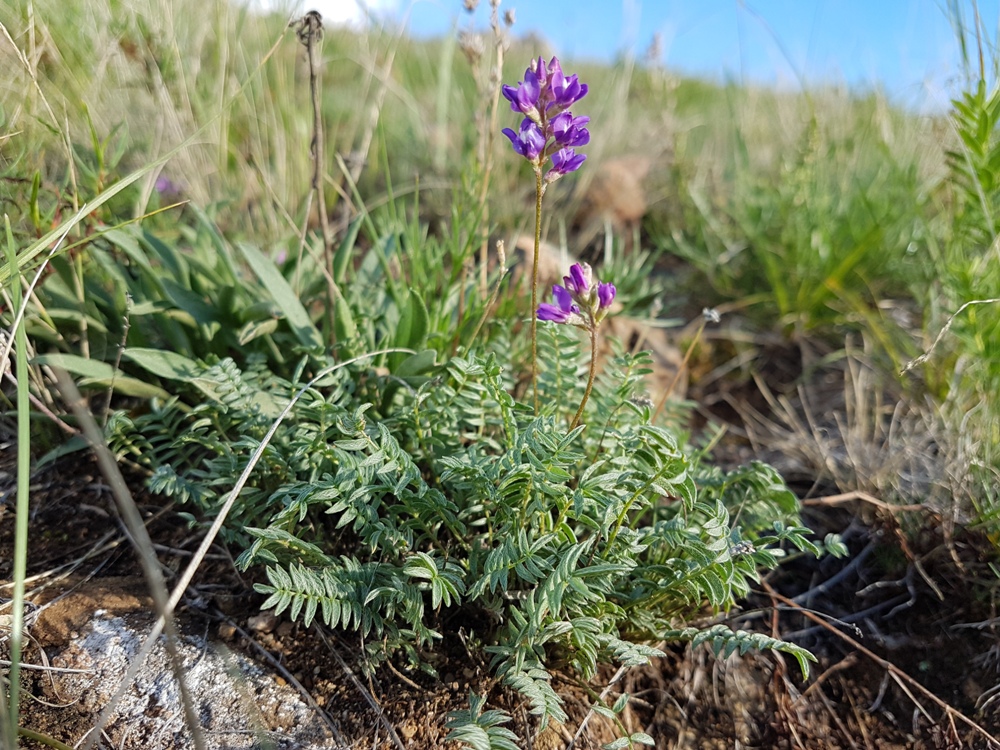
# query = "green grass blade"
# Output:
<box><xmin>238</xmin><ymin>242</ymin><xmax>325</xmax><ymax>352</ymax></box>
<box><xmin>3</xmin><ymin>214</ymin><xmax>30</xmax><ymax>748</ymax></box>
<box><xmin>0</xmin><ymin>22</ymin><xmax>291</xmax><ymax>286</ymax></box>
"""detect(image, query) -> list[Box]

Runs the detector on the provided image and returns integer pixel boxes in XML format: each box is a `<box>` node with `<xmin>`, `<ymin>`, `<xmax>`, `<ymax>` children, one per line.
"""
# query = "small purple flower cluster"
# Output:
<box><xmin>501</xmin><ymin>56</ymin><xmax>589</xmax><ymax>183</ymax></box>
<box><xmin>538</xmin><ymin>262</ymin><xmax>615</xmax><ymax>330</ymax></box>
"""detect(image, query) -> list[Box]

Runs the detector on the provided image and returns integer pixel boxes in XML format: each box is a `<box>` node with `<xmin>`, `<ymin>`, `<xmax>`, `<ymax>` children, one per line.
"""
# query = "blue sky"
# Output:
<box><xmin>255</xmin><ymin>0</ymin><xmax>1000</xmax><ymax>110</ymax></box>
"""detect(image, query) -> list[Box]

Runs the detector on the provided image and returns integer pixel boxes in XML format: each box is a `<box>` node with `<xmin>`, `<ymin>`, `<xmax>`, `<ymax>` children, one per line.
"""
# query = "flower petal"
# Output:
<box><xmin>598</xmin><ymin>282</ymin><xmax>616</xmax><ymax>309</ymax></box>
<box><xmin>503</xmin><ymin>120</ymin><xmax>545</xmax><ymax>160</ymax></box>
<box><xmin>537</xmin><ymin>303</ymin><xmax>570</xmax><ymax>322</ymax></box>
<box><xmin>552</xmin><ymin>284</ymin><xmax>574</xmax><ymax>312</ymax></box>
<box><xmin>550</xmin><ymin>148</ymin><xmax>586</xmax><ymax>175</ymax></box>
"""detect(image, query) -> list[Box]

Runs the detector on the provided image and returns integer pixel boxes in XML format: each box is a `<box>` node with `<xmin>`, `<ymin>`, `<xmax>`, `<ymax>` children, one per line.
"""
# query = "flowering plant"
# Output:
<box><xmin>537</xmin><ymin>262</ymin><xmax>615</xmax><ymax>328</ymax></box>
<box><xmin>537</xmin><ymin>262</ymin><xmax>615</xmax><ymax>429</ymax></box>
<box><xmin>501</xmin><ymin>56</ymin><xmax>589</xmax><ymax>183</ymax></box>
<box><xmin>501</xmin><ymin>56</ymin><xmax>590</xmax><ymax>411</ymax></box>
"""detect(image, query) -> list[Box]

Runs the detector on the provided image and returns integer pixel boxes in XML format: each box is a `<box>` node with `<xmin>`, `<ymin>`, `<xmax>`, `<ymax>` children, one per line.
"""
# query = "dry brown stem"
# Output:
<box><xmin>296</xmin><ymin>11</ymin><xmax>340</xmax><ymax>326</ymax></box>
<box><xmin>762</xmin><ymin>580</ymin><xmax>1000</xmax><ymax>746</ymax></box>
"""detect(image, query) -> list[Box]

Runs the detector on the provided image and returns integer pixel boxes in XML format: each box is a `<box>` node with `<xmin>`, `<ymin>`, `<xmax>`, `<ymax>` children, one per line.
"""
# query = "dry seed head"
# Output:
<box><xmin>463</xmin><ymin>0</ymin><xmax>479</xmax><ymax>12</ymax></box>
<box><xmin>503</xmin><ymin>9</ymin><xmax>515</xmax><ymax>27</ymax></box>
<box><xmin>496</xmin><ymin>239</ymin><xmax>506</xmax><ymax>271</ymax></box>
<box><xmin>460</xmin><ymin>31</ymin><xmax>485</xmax><ymax>64</ymax></box>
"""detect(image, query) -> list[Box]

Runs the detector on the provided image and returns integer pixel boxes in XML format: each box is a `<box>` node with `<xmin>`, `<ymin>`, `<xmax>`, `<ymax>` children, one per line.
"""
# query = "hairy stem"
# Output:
<box><xmin>570</xmin><ymin>324</ymin><xmax>599</xmax><ymax>431</ymax></box>
<box><xmin>531</xmin><ymin>167</ymin><xmax>543</xmax><ymax>414</ymax></box>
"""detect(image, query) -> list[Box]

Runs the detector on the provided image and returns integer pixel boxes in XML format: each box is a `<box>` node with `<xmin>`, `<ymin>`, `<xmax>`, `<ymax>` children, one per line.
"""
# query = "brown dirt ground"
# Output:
<box><xmin>3</xmin><ymin>446</ymin><xmax>1000</xmax><ymax>750</ymax></box>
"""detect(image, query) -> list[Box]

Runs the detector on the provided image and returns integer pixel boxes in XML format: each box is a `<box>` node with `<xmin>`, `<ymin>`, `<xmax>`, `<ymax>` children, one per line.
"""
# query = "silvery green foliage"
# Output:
<box><xmin>106</xmin><ymin>337</ymin><xmax>819</xmax><ymax>745</ymax></box>
<box><xmin>446</xmin><ymin>693</ymin><xmax>520</xmax><ymax>750</ymax></box>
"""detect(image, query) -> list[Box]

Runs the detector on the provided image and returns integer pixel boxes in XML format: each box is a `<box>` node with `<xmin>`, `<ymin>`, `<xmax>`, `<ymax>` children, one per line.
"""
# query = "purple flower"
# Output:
<box><xmin>537</xmin><ymin>263</ymin><xmax>615</xmax><ymax>329</ymax></box>
<box><xmin>551</xmin><ymin>113</ymin><xmax>590</xmax><ymax>148</ymax></box>
<box><xmin>502</xmin><ymin>56</ymin><xmax>589</xmax><ymax>172</ymax></box>
<box><xmin>598</xmin><ymin>282</ymin><xmax>616</xmax><ymax>310</ymax></box>
<box><xmin>155</xmin><ymin>175</ymin><xmax>181</xmax><ymax>196</ymax></box>
<box><xmin>546</xmin><ymin>58</ymin><xmax>588</xmax><ymax>114</ymax></box>
<box><xmin>537</xmin><ymin>302</ymin><xmax>571</xmax><ymax>323</ymax></box>
<box><xmin>564</xmin><ymin>263</ymin><xmax>591</xmax><ymax>296</ymax></box>
<box><xmin>538</xmin><ymin>283</ymin><xmax>585</xmax><ymax>326</ymax></box>
<box><xmin>546</xmin><ymin>148</ymin><xmax>586</xmax><ymax>182</ymax></box>
<box><xmin>501</xmin><ymin>118</ymin><xmax>546</xmax><ymax>161</ymax></box>
<box><xmin>553</xmin><ymin>283</ymin><xmax>575</xmax><ymax>310</ymax></box>
<box><xmin>501</xmin><ymin>66</ymin><xmax>541</xmax><ymax>118</ymax></box>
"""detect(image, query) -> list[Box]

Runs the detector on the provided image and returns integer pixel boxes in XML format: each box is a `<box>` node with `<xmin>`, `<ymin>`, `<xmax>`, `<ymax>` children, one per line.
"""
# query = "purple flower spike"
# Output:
<box><xmin>598</xmin><ymin>282</ymin><xmax>616</xmax><ymax>309</ymax></box>
<box><xmin>540</xmin><ymin>263</ymin><xmax>615</xmax><ymax>329</ymax></box>
<box><xmin>502</xmin><ymin>56</ymin><xmax>590</xmax><ymax>173</ymax></box>
<box><xmin>502</xmin><ymin>118</ymin><xmax>546</xmax><ymax>161</ymax></box>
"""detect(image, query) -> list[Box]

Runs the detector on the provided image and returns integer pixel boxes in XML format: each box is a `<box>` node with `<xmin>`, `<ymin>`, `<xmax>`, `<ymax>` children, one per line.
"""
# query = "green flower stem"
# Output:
<box><xmin>569</xmin><ymin>324</ymin><xmax>599</xmax><ymax>431</ymax></box>
<box><xmin>531</xmin><ymin>166</ymin><xmax>544</xmax><ymax>415</ymax></box>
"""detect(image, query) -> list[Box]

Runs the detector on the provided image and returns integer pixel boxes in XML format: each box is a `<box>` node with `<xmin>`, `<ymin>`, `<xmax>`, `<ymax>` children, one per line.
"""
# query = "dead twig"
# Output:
<box><xmin>901</xmin><ymin>297</ymin><xmax>1000</xmax><ymax>374</ymax></box>
<box><xmin>55</xmin><ymin>371</ymin><xmax>207</xmax><ymax>750</ymax></box>
<box><xmin>313</xmin><ymin>627</ymin><xmax>407</xmax><ymax>750</ymax></box>
<box><xmin>800</xmin><ymin>490</ymin><xmax>926</xmax><ymax>513</ymax></box>
<box><xmin>800</xmin><ymin>653</ymin><xmax>859</xmax><ymax>700</ymax></box>
<box><xmin>762</xmin><ymin>581</ymin><xmax>1000</xmax><ymax>746</ymax></box>
<box><xmin>566</xmin><ymin>664</ymin><xmax>629</xmax><ymax>750</ymax></box>
<box><xmin>295</xmin><ymin>11</ymin><xmax>341</xmax><ymax>327</ymax></box>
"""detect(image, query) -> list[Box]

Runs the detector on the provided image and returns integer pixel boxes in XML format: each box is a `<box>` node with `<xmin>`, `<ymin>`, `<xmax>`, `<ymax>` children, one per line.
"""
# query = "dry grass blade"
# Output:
<box><xmin>67</xmin><ymin>348</ymin><xmax>409</xmax><ymax>750</ymax></box>
<box><xmin>15</xmin><ymin>725</ymin><xmax>76</xmax><ymax>750</ymax></box>
<box><xmin>566</xmin><ymin>664</ymin><xmax>628</xmax><ymax>750</ymax></box>
<box><xmin>54</xmin><ymin>370</ymin><xmax>207</xmax><ymax>750</ymax></box>
<box><xmin>901</xmin><ymin>297</ymin><xmax>1000</xmax><ymax>374</ymax></box>
<box><xmin>762</xmin><ymin>581</ymin><xmax>1000</xmax><ymax>746</ymax></box>
<box><xmin>313</xmin><ymin>627</ymin><xmax>407</xmax><ymax>750</ymax></box>
<box><xmin>800</xmin><ymin>490</ymin><xmax>927</xmax><ymax>513</ymax></box>
<box><xmin>736</xmin><ymin>344</ymin><xmax>951</xmax><ymax>514</ymax></box>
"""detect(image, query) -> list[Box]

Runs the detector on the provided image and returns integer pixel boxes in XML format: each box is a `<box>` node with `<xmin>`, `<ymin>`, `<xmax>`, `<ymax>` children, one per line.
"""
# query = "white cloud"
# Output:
<box><xmin>246</xmin><ymin>0</ymin><xmax>399</xmax><ymax>26</ymax></box>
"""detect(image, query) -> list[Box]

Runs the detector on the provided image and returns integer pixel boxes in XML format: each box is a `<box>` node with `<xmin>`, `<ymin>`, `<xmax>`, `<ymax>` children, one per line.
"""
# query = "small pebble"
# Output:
<box><xmin>248</xmin><ymin>612</ymin><xmax>279</xmax><ymax>633</ymax></box>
